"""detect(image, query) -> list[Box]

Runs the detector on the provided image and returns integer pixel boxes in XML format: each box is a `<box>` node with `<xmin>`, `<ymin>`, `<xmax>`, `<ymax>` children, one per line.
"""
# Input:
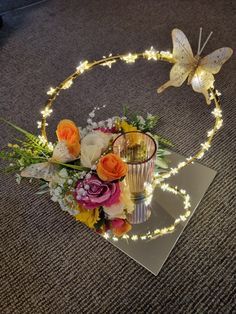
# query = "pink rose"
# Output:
<box><xmin>111</xmin><ymin>218</ymin><xmax>124</xmax><ymax>229</ymax></box>
<box><xmin>75</xmin><ymin>174</ymin><xmax>120</xmax><ymax>209</ymax></box>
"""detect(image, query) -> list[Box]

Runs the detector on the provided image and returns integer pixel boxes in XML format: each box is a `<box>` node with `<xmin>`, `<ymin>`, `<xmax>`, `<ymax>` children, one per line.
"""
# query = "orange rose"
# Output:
<box><xmin>111</xmin><ymin>219</ymin><xmax>132</xmax><ymax>237</ymax></box>
<box><xmin>97</xmin><ymin>153</ymin><xmax>128</xmax><ymax>182</ymax></box>
<box><xmin>56</xmin><ymin>119</ymin><xmax>80</xmax><ymax>157</ymax></box>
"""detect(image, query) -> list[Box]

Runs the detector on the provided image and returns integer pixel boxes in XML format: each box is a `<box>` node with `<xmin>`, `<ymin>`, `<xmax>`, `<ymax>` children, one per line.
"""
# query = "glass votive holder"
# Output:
<box><xmin>113</xmin><ymin>131</ymin><xmax>157</xmax><ymax>199</ymax></box>
<box><xmin>127</xmin><ymin>195</ymin><xmax>153</xmax><ymax>224</ymax></box>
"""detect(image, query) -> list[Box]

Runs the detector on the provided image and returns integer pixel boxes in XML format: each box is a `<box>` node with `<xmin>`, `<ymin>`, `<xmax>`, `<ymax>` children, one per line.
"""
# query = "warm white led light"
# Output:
<box><xmin>101</xmin><ymin>54</ymin><xmax>117</xmax><ymax>68</ymax></box>
<box><xmin>76</xmin><ymin>60</ymin><xmax>89</xmax><ymax>73</ymax></box>
<box><xmin>41</xmin><ymin>107</ymin><xmax>53</xmax><ymax>118</ymax></box>
<box><xmin>212</xmin><ymin>108</ymin><xmax>222</xmax><ymax>118</ymax></box>
<box><xmin>38</xmin><ymin>135</ymin><xmax>47</xmax><ymax>145</ymax></box>
<box><xmin>47</xmin><ymin>87</ymin><xmax>56</xmax><ymax>95</ymax></box>
<box><xmin>62</xmin><ymin>79</ymin><xmax>73</xmax><ymax>89</ymax></box>
<box><xmin>37</xmin><ymin>121</ymin><xmax>48</xmax><ymax>129</ymax></box>
<box><xmin>144</xmin><ymin>47</ymin><xmax>159</xmax><ymax>60</ymax></box>
<box><xmin>121</xmin><ymin>53</ymin><xmax>138</xmax><ymax>63</ymax></box>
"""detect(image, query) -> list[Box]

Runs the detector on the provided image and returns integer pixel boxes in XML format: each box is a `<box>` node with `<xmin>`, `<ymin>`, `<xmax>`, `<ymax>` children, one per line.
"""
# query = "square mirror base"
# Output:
<box><xmin>103</xmin><ymin>151</ymin><xmax>216</xmax><ymax>276</ymax></box>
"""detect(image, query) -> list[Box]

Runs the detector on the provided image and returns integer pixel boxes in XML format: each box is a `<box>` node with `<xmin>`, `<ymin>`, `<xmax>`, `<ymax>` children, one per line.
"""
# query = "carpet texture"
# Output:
<box><xmin>0</xmin><ymin>0</ymin><xmax>235</xmax><ymax>313</ymax></box>
<box><xmin>0</xmin><ymin>0</ymin><xmax>44</xmax><ymax>14</ymax></box>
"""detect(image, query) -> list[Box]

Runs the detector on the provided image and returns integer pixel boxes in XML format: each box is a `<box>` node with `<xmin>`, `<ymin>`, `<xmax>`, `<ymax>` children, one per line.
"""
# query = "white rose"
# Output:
<box><xmin>80</xmin><ymin>131</ymin><xmax>112</xmax><ymax>168</ymax></box>
<box><xmin>103</xmin><ymin>202</ymin><xmax>126</xmax><ymax>219</ymax></box>
<box><xmin>80</xmin><ymin>145</ymin><xmax>102</xmax><ymax>168</ymax></box>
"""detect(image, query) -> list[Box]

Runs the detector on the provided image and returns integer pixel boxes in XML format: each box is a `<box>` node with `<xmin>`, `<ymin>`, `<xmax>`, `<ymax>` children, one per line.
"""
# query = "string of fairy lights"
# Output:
<box><xmin>105</xmin><ymin>182</ymin><xmax>191</xmax><ymax>242</ymax></box>
<box><xmin>39</xmin><ymin>48</ymin><xmax>223</xmax><ymax>182</ymax></box>
<box><xmin>38</xmin><ymin>48</ymin><xmax>223</xmax><ymax>241</ymax></box>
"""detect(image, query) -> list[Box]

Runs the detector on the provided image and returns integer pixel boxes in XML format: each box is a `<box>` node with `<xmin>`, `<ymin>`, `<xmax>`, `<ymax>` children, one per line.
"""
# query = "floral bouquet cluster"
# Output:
<box><xmin>0</xmin><ymin>109</ymin><xmax>171</xmax><ymax>237</ymax></box>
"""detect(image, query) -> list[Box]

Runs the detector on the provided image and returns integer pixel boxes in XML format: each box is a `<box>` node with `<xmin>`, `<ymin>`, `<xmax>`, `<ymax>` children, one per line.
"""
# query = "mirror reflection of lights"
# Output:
<box><xmin>103</xmin><ymin>182</ymin><xmax>191</xmax><ymax>242</ymax></box>
<box><xmin>39</xmin><ymin>50</ymin><xmax>223</xmax><ymax>184</ymax></box>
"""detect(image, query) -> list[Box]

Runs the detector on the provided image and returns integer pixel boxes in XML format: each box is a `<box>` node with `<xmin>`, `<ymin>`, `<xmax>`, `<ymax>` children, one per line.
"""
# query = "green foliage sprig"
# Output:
<box><xmin>123</xmin><ymin>106</ymin><xmax>174</xmax><ymax>147</ymax></box>
<box><xmin>0</xmin><ymin>119</ymin><xmax>52</xmax><ymax>172</ymax></box>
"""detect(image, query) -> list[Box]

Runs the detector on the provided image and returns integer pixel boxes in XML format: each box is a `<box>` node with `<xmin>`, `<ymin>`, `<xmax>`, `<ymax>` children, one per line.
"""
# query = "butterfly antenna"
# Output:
<box><xmin>199</xmin><ymin>31</ymin><xmax>213</xmax><ymax>55</ymax></box>
<box><xmin>197</xmin><ymin>27</ymin><xmax>202</xmax><ymax>55</ymax></box>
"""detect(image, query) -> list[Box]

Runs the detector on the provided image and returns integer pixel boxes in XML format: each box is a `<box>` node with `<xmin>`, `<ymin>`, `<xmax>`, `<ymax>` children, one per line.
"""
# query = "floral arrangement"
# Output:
<box><xmin>1</xmin><ymin>27</ymin><xmax>232</xmax><ymax>239</ymax></box>
<box><xmin>0</xmin><ymin>110</ymin><xmax>171</xmax><ymax>237</ymax></box>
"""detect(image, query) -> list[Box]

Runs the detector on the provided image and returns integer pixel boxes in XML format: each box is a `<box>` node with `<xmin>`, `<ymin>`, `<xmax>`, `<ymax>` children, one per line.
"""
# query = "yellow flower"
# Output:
<box><xmin>120</xmin><ymin>120</ymin><xmax>141</xmax><ymax>146</ymax></box>
<box><xmin>119</xmin><ymin>181</ymin><xmax>134</xmax><ymax>214</ymax></box>
<box><xmin>75</xmin><ymin>207</ymin><xmax>100</xmax><ymax>229</ymax></box>
<box><xmin>120</xmin><ymin>120</ymin><xmax>138</xmax><ymax>133</ymax></box>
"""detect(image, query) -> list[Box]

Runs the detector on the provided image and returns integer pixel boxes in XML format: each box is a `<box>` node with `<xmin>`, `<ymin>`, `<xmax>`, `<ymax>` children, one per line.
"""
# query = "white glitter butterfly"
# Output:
<box><xmin>157</xmin><ymin>28</ymin><xmax>233</xmax><ymax>104</ymax></box>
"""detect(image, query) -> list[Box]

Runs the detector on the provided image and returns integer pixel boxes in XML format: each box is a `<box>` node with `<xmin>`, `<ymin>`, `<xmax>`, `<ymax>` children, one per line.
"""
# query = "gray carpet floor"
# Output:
<box><xmin>0</xmin><ymin>0</ymin><xmax>235</xmax><ymax>313</ymax></box>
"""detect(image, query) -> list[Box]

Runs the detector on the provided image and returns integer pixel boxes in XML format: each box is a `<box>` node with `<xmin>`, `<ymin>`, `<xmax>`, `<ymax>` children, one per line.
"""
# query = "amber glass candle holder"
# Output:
<box><xmin>113</xmin><ymin>131</ymin><xmax>157</xmax><ymax>200</ymax></box>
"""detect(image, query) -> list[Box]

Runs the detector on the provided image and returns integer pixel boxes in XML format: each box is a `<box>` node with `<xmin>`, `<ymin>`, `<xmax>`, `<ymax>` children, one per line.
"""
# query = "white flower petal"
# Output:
<box><xmin>80</xmin><ymin>131</ymin><xmax>112</xmax><ymax>168</ymax></box>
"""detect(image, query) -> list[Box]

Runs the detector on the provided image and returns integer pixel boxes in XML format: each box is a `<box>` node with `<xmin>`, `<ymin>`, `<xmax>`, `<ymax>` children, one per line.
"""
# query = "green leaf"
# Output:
<box><xmin>94</xmin><ymin>207</ymin><xmax>105</xmax><ymax>230</ymax></box>
<box><xmin>0</xmin><ymin>118</ymin><xmax>51</xmax><ymax>155</ymax></box>
<box><xmin>157</xmin><ymin>149</ymin><xmax>171</xmax><ymax>156</ymax></box>
<box><xmin>154</xmin><ymin>134</ymin><xmax>174</xmax><ymax>147</ymax></box>
<box><xmin>52</xmin><ymin>161</ymin><xmax>89</xmax><ymax>172</ymax></box>
<box><xmin>156</xmin><ymin>158</ymin><xmax>169</xmax><ymax>169</ymax></box>
<box><xmin>123</xmin><ymin>105</ymin><xmax>129</xmax><ymax>117</ymax></box>
<box><xmin>0</xmin><ymin>118</ymin><xmax>36</xmax><ymax>140</ymax></box>
<box><xmin>35</xmin><ymin>190</ymin><xmax>49</xmax><ymax>195</ymax></box>
<box><xmin>38</xmin><ymin>183</ymin><xmax>49</xmax><ymax>190</ymax></box>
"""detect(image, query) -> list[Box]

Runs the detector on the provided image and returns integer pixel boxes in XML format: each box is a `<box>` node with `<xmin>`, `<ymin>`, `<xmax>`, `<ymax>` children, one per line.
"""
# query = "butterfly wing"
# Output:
<box><xmin>199</xmin><ymin>47</ymin><xmax>233</xmax><ymax>74</ymax></box>
<box><xmin>52</xmin><ymin>141</ymin><xmax>76</xmax><ymax>163</ymax></box>
<box><xmin>191</xmin><ymin>67</ymin><xmax>214</xmax><ymax>104</ymax></box>
<box><xmin>157</xmin><ymin>63</ymin><xmax>193</xmax><ymax>93</ymax></box>
<box><xmin>21</xmin><ymin>162</ymin><xmax>56</xmax><ymax>181</ymax></box>
<box><xmin>172</xmin><ymin>28</ymin><xmax>194</xmax><ymax>62</ymax></box>
<box><xmin>20</xmin><ymin>142</ymin><xmax>76</xmax><ymax>181</ymax></box>
<box><xmin>158</xmin><ymin>29</ymin><xmax>195</xmax><ymax>93</ymax></box>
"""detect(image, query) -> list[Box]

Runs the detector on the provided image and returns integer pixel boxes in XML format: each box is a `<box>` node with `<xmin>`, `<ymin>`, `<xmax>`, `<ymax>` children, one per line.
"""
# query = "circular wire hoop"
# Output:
<box><xmin>40</xmin><ymin>50</ymin><xmax>223</xmax><ymax>181</ymax></box>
